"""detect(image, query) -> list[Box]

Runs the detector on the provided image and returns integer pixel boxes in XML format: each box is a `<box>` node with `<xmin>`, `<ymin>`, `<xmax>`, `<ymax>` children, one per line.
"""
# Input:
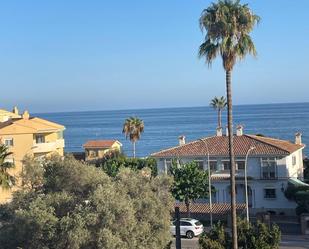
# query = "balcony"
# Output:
<box><xmin>32</xmin><ymin>139</ymin><xmax>65</xmax><ymax>154</ymax></box>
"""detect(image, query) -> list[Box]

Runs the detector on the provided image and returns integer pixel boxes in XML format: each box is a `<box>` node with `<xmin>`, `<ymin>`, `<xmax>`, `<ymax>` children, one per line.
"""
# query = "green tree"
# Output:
<box><xmin>210</xmin><ymin>96</ymin><xmax>227</xmax><ymax>128</ymax></box>
<box><xmin>199</xmin><ymin>219</ymin><xmax>281</xmax><ymax>249</ymax></box>
<box><xmin>199</xmin><ymin>1</ymin><xmax>260</xmax><ymax>247</ymax></box>
<box><xmin>0</xmin><ymin>156</ymin><xmax>172</xmax><ymax>249</ymax></box>
<box><xmin>122</xmin><ymin>117</ymin><xmax>144</xmax><ymax>158</ymax></box>
<box><xmin>20</xmin><ymin>156</ymin><xmax>45</xmax><ymax>190</ymax></box>
<box><xmin>170</xmin><ymin>161</ymin><xmax>209</xmax><ymax>217</ymax></box>
<box><xmin>284</xmin><ymin>182</ymin><xmax>309</xmax><ymax>215</ymax></box>
<box><xmin>92</xmin><ymin>152</ymin><xmax>157</xmax><ymax>177</ymax></box>
<box><xmin>0</xmin><ymin>144</ymin><xmax>15</xmax><ymax>190</ymax></box>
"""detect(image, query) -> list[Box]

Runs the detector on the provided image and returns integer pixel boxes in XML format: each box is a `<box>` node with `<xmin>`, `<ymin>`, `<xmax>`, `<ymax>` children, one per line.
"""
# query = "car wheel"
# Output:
<box><xmin>186</xmin><ymin>230</ymin><xmax>194</xmax><ymax>239</ymax></box>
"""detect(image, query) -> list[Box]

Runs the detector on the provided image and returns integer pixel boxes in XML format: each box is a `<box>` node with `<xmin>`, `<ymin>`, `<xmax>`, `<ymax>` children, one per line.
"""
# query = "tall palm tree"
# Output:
<box><xmin>0</xmin><ymin>144</ymin><xmax>15</xmax><ymax>189</ymax></box>
<box><xmin>199</xmin><ymin>1</ymin><xmax>259</xmax><ymax>248</ymax></box>
<box><xmin>210</xmin><ymin>96</ymin><xmax>227</xmax><ymax>128</ymax></box>
<box><xmin>122</xmin><ymin>117</ymin><xmax>144</xmax><ymax>158</ymax></box>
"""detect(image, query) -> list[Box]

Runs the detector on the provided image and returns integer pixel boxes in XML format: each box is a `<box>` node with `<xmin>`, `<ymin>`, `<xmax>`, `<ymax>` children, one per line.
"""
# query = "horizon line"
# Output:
<box><xmin>33</xmin><ymin>101</ymin><xmax>309</xmax><ymax>115</ymax></box>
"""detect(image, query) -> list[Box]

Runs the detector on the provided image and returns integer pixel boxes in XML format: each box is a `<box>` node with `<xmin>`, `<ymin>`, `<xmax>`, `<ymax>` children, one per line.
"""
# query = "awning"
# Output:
<box><xmin>288</xmin><ymin>178</ymin><xmax>309</xmax><ymax>187</ymax></box>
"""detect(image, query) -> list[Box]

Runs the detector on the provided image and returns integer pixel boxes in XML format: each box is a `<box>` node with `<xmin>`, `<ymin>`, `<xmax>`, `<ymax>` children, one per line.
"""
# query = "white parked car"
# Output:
<box><xmin>170</xmin><ymin>218</ymin><xmax>204</xmax><ymax>239</ymax></box>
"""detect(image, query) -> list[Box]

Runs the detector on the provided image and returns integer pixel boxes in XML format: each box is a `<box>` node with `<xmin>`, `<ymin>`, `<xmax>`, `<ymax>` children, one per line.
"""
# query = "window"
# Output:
<box><xmin>236</xmin><ymin>161</ymin><xmax>245</xmax><ymax>170</ymax></box>
<box><xmin>292</xmin><ymin>156</ymin><xmax>296</xmax><ymax>166</ymax></box>
<box><xmin>180</xmin><ymin>221</ymin><xmax>192</xmax><ymax>227</ymax></box>
<box><xmin>4</xmin><ymin>138</ymin><xmax>13</xmax><ymax>147</ymax></box>
<box><xmin>264</xmin><ymin>188</ymin><xmax>276</xmax><ymax>199</ymax></box>
<box><xmin>261</xmin><ymin>158</ymin><xmax>277</xmax><ymax>179</ymax></box>
<box><xmin>165</xmin><ymin>159</ymin><xmax>172</xmax><ymax>174</ymax></box>
<box><xmin>194</xmin><ymin>160</ymin><xmax>204</xmax><ymax>170</ymax></box>
<box><xmin>209</xmin><ymin>161</ymin><xmax>217</xmax><ymax>171</ymax></box>
<box><xmin>35</xmin><ymin>135</ymin><xmax>45</xmax><ymax>144</ymax></box>
<box><xmin>89</xmin><ymin>150</ymin><xmax>97</xmax><ymax>157</ymax></box>
<box><xmin>222</xmin><ymin>161</ymin><xmax>230</xmax><ymax>170</ymax></box>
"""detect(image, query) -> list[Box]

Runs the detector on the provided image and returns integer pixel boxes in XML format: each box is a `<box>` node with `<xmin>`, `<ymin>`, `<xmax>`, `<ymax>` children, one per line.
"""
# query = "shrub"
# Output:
<box><xmin>92</xmin><ymin>152</ymin><xmax>157</xmax><ymax>177</ymax></box>
<box><xmin>0</xmin><ymin>156</ymin><xmax>172</xmax><ymax>249</ymax></box>
<box><xmin>199</xmin><ymin>218</ymin><xmax>281</xmax><ymax>249</ymax></box>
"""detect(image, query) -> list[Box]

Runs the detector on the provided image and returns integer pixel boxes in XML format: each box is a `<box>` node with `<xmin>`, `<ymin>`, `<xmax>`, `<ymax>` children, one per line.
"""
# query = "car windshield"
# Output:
<box><xmin>195</xmin><ymin>221</ymin><xmax>202</xmax><ymax>226</ymax></box>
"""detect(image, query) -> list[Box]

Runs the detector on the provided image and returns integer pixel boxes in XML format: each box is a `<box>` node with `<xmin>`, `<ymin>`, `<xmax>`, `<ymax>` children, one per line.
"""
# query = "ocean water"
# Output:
<box><xmin>37</xmin><ymin>102</ymin><xmax>309</xmax><ymax>158</ymax></box>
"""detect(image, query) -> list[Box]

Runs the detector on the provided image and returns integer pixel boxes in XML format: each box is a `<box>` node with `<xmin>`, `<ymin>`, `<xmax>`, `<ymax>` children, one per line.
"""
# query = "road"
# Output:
<box><xmin>171</xmin><ymin>235</ymin><xmax>309</xmax><ymax>249</ymax></box>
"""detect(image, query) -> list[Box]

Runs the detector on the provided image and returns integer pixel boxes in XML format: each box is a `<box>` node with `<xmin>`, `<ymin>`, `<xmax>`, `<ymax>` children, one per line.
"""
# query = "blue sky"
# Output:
<box><xmin>0</xmin><ymin>0</ymin><xmax>308</xmax><ymax>113</ymax></box>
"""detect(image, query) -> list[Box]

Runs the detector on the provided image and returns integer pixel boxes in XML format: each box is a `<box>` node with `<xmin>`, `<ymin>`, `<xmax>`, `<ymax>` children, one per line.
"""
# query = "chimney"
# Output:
<box><xmin>178</xmin><ymin>135</ymin><xmax>186</xmax><ymax>146</ymax></box>
<box><xmin>226</xmin><ymin>126</ymin><xmax>229</xmax><ymax>136</ymax></box>
<box><xmin>22</xmin><ymin>110</ymin><xmax>30</xmax><ymax>120</ymax></box>
<box><xmin>216</xmin><ymin>127</ymin><xmax>223</xmax><ymax>136</ymax></box>
<box><xmin>12</xmin><ymin>106</ymin><xmax>19</xmax><ymax>115</ymax></box>
<box><xmin>236</xmin><ymin>125</ymin><xmax>243</xmax><ymax>136</ymax></box>
<box><xmin>295</xmin><ymin>132</ymin><xmax>302</xmax><ymax>145</ymax></box>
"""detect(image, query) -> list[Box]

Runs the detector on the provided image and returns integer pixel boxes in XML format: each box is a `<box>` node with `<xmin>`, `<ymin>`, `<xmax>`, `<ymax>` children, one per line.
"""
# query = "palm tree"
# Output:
<box><xmin>122</xmin><ymin>117</ymin><xmax>144</xmax><ymax>158</ymax></box>
<box><xmin>0</xmin><ymin>144</ymin><xmax>15</xmax><ymax>189</ymax></box>
<box><xmin>210</xmin><ymin>96</ymin><xmax>227</xmax><ymax>128</ymax></box>
<box><xmin>199</xmin><ymin>1</ymin><xmax>259</xmax><ymax>248</ymax></box>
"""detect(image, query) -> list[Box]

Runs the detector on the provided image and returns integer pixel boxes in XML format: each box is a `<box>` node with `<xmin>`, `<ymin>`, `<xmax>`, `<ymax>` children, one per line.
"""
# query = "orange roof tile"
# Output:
<box><xmin>83</xmin><ymin>140</ymin><xmax>120</xmax><ymax>148</ymax></box>
<box><xmin>174</xmin><ymin>203</ymin><xmax>246</xmax><ymax>214</ymax></box>
<box><xmin>151</xmin><ymin>134</ymin><xmax>304</xmax><ymax>158</ymax></box>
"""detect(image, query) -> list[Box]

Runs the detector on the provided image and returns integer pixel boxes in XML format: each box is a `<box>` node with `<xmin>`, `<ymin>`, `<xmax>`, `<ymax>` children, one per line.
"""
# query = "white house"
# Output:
<box><xmin>151</xmin><ymin>126</ymin><xmax>306</xmax><ymax>215</ymax></box>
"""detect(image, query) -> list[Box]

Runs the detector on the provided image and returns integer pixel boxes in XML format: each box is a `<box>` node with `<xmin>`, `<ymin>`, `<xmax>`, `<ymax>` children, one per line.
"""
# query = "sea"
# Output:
<box><xmin>37</xmin><ymin>102</ymin><xmax>309</xmax><ymax>158</ymax></box>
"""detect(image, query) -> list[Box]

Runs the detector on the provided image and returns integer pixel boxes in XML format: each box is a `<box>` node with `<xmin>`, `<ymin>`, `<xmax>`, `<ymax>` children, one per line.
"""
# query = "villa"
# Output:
<box><xmin>151</xmin><ymin>125</ymin><xmax>305</xmax><ymax>215</ymax></box>
<box><xmin>83</xmin><ymin>140</ymin><xmax>122</xmax><ymax>161</ymax></box>
<box><xmin>0</xmin><ymin>107</ymin><xmax>65</xmax><ymax>203</ymax></box>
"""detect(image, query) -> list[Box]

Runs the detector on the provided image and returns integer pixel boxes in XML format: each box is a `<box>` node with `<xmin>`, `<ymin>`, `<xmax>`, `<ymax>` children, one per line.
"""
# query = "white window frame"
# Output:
<box><xmin>292</xmin><ymin>156</ymin><xmax>296</xmax><ymax>166</ymax></box>
<box><xmin>165</xmin><ymin>159</ymin><xmax>172</xmax><ymax>174</ymax></box>
<box><xmin>35</xmin><ymin>134</ymin><xmax>45</xmax><ymax>144</ymax></box>
<box><xmin>221</xmin><ymin>160</ymin><xmax>231</xmax><ymax>171</ymax></box>
<box><xmin>261</xmin><ymin>158</ymin><xmax>277</xmax><ymax>179</ymax></box>
<box><xmin>264</xmin><ymin>188</ymin><xmax>277</xmax><ymax>199</ymax></box>
<box><xmin>4</xmin><ymin>138</ymin><xmax>14</xmax><ymax>147</ymax></box>
<box><xmin>236</xmin><ymin>160</ymin><xmax>246</xmax><ymax>171</ymax></box>
<box><xmin>208</xmin><ymin>160</ymin><xmax>217</xmax><ymax>171</ymax></box>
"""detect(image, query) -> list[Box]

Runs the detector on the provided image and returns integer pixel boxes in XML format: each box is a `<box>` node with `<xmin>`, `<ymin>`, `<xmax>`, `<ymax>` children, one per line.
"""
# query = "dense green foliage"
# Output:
<box><xmin>199</xmin><ymin>219</ymin><xmax>281</xmax><ymax>249</ymax></box>
<box><xmin>20</xmin><ymin>156</ymin><xmax>45</xmax><ymax>190</ymax></box>
<box><xmin>0</xmin><ymin>156</ymin><xmax>173</xmax><ymax>249</ymax></box>
<box><xmin>92</xmin><ymin>151</ymin><xmax>157</xmax><ymax>177</ymax></box>
<box><xmin>170</xmin><ymin>161</ymin><xmax>209</xmax><ymax>217</ymax></box>
<box><xmin>285</xmin><ymin>181</ymin><xmax>309</xmax><ymax>215</ymax></box>
<box><xmin>0</xmin><ymin>144</ymin><xmax>15</xmax><ymax>189</ymax></box>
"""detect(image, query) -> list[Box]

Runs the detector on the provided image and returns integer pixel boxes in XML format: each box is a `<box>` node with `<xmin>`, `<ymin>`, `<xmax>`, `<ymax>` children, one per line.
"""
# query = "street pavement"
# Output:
<box><xmin>171</xmin><ymin>235</ymin><xmax>309</xmax><ymax>249</ymax></box>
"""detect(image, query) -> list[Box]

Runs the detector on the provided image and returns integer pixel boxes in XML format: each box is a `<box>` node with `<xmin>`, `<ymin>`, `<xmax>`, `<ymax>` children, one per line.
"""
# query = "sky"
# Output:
<box><xmin>0</xmin><ymin>0</ymin><xmax>308</xmax><ymax>113</ymax></box>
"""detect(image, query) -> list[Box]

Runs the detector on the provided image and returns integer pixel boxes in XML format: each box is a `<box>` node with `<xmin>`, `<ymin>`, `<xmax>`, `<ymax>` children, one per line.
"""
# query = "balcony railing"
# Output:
<box><xmin>32</xmin><ymin>139</ymin><xmax>65</xmax><ymax>153</ymax></box>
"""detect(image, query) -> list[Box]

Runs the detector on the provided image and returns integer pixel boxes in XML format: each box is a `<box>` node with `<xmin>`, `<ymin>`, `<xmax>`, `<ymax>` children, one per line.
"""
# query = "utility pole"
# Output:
<box><xmin>175</xmin><ymin>207</ymin><xmax>182</xmax><ymax>249</ymax></box>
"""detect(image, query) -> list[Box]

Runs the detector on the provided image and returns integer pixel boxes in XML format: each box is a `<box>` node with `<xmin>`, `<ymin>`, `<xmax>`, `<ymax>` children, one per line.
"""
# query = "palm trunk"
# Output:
<box><xmin>226</xmin><ymin>70</ymin><xmax>238</xmax><ymax>249</ymax></box>
<box><xmin>218</xmin><ymin>109</ymin><xmax>222</xmax><ymax>128</ymax></box>
<box><xmin>133</xmin><ymin>142</ymin><xmax>136</xmax><ymax>158</ymax></box>
<box><xmin>185</xmin><ymin>199</ymin><xmax>191</xmax><ymax>218</ymax></box>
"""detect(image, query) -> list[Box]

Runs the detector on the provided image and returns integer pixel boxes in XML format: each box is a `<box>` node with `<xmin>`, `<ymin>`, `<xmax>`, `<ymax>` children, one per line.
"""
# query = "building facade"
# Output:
<box><xmin>0</xmin><ymin>107</ymin><xmax>65</xmax><ymax>203</ymax></box>
<box><xmin>151</xmin><ymin>126</ymin><xmax>305</xmax><ymax>215</ymax></box>
<box><xmin>83</xmin><ymin>140</ymin><xmax>122</xmax><ymax>161</ymax></box>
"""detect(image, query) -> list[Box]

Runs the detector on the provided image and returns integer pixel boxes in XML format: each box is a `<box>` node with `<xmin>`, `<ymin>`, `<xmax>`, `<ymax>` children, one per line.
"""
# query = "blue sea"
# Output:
<box><xmin>37</xmin><ymin>103</ymin><xmax>309</xmax><ymax>158</ymax></box>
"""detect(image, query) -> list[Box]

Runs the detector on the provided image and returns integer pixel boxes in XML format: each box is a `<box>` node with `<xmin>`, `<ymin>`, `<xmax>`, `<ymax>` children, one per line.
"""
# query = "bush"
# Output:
<box><xmin>199</xmin><ymin>218</ymin><xmax>281</xmax><ymax>249</ymax></box>
<box><xmin>92</xmin><ymin>152</ymin><xmax>157</xmax><ymax>177</ymax></box>
<box><xmin>0</xmin><ymin>156</ymin><xmax>172</xmax><ymax>249</ymax></box>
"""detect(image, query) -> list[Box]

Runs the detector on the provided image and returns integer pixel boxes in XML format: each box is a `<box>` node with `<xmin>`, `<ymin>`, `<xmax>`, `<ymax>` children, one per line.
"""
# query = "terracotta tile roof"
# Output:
<box><xmin>83</xmin><ymin>140</ymin><xmax>120</xmax><ymax>148</ymax></box>
<box><xmin>151</xmin><ymin>134</ymin><xmax>304</xmax><ymax>158</ymax></box>
<box><xmin>174</xmin><ymin>203</ymin><xmax>246</xmax><ymax>215</ymax></box>
<box><xmin>0</xmin><ymin>117</ymin><xmax>65</xmax><ymax>135</ymax></box>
